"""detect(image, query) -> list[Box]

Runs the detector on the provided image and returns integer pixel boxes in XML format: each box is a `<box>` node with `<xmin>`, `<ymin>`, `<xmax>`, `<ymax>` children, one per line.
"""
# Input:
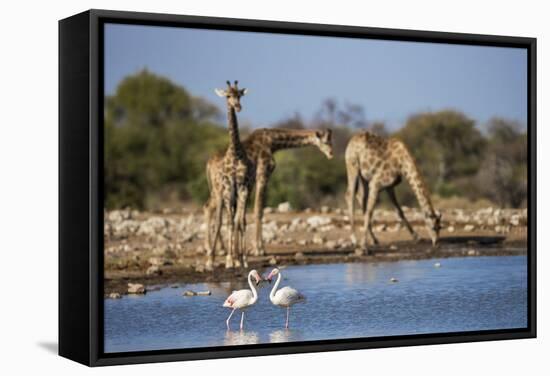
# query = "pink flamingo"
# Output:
<box><xmin>223</xmin><ymin>270</ymin><xmax>262</xmax><ymax>330</ymax></box>
<box><xmin>266</xmin><ymin>268</ymin><xmax>306</xmax><ymax>328</ymax></box>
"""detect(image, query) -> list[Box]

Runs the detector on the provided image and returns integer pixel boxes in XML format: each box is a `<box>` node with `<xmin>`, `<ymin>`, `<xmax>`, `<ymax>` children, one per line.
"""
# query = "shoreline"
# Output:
<box><xmin>104</xmin><ymin>238</ymin><xmax>527</xmax><ymax>296</ymax></box>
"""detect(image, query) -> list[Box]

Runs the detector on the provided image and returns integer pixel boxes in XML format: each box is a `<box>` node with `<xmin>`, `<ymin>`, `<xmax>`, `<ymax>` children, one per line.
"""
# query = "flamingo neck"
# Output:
<box><xmin>269</xmin><ymin>272</ymin><xmax>282</xmax><ymax>302</ymax></box>
<box><xmin>248</xmin><ymin>271</ymin><xmax>258</xmax><ymax>304</ymax></box>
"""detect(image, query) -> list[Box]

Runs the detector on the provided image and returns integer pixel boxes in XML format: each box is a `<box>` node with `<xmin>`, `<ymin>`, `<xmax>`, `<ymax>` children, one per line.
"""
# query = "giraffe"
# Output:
<box><xmin>207</xmin><ymin>80</ymin><xmax>254</xmax><ymax>269</ymax></box>
<box><xmin>345</xmin><ymin>131</ymin><xmax>441</xmax><ymax>254</ymax></box>
<box><xmin>204</xmin><ymin>128</ymin><xmax>333</xmax><ymax>264</ymax></box>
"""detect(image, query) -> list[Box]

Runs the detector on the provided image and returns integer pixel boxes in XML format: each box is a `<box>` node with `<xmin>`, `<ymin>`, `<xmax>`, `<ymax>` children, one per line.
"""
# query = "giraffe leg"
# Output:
<box><xmin>361</xmin><ymin>181</ymin><xmax>380</xmax><ymax>255</ymax></box>
<box><xmin>236</xmin><ymin>186</ymin><xmax>250</xmax><ymax>268</ymax></box>
<box><xmin>345</xmin><ymin>164</ymin><xmax>359</xmax><ymax>236</ymax></box>
<box><xmin>208</xmin><ymin>197</ymin><xmax>224</xmax><ymax>270</ymax></box>
<box><xmin>224</xmin><ymin>196</ymin><xmax>236</xmax><ymax>269</ymax></box>
<box><xmin>252</xmin><ymin>174</ymin><xmax>268</xmax><ymax>256</ymax></box>
<box><xmin>358</xmin><ymin>177</ymin><xmax>368</xmax><ymax>215</ymax></box>
<box><xmin>204</xmin><ymin>197</ymin><xmax>218</xmax><ymax>270</ymax></box>
<box><xmin>387</xmin><ymin>187</ymin><xmax>419</xmax><ymax>242</ymax></box>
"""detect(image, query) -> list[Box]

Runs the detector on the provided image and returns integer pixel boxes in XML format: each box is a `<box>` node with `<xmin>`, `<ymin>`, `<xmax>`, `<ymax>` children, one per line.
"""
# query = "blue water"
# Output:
<box><xmin>104</xmin><ymin>255</ymin><xmax>527</xmax><ymax>353</ymax></box>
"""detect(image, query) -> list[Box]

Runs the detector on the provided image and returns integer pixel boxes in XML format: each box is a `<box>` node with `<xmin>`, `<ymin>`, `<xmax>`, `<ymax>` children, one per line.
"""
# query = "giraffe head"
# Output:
<box><xmin>425</xmin><ymin>210</ymin><xmax>442</xmax><ymax>246</ymax></box>
<box><xmin>314</xmin><ymin>129</ymin><xmax>334</xmax><ymax>159</ymax></box>
<box><xmin>215</xmin><ymin>80</ymin><xmax>248</xmax><ymax>112</ymax></box>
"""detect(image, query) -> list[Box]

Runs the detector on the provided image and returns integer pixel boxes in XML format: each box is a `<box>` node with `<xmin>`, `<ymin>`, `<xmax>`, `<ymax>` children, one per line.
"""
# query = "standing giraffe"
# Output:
<box><xmin>209</xmin><ymin>81</ymin><xmax>254</xmax><ymax>269</ymax></box>
<box><xmin>345</xmin><ymin>131</ymin><xmax>441</xmax><ymax>254</ymax></box>
<box><xmin>204</xmin><ymin>128</ymin><xmax>333</xmax><ymax>265</ymax></box>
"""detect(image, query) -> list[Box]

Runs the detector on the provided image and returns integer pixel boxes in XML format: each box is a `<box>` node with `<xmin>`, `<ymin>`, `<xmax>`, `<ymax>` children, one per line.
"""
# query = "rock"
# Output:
<box><xmin>389</xmin><ymin>244</ymin><xmax>398</xmax><ymax>251</ymax></box>
<box><xmin>263</xmin><ymin>207</ymin><xmax>274</xmax><ymax>214</ymax></box>
<box><xmin>146</xmin><ymin>265</ymin><xmax>162</xmax><ymax>276</ymax></box>
<box><xmin>447</xmin><ymin>225</ymin><xmax>455</xmax><ymax>233</ymax></box>
<box><xmin>127</xmin><ymin>283</ymin><xmax>145</xmax><ymax>294</ymax></box>
<box><xmin>304</xmin><ymin>208</ymin><xmax>313</xmax><ymax>213</ymax></box>
<box><xmin>196</xmin><ymin>290</ymin><xmax>211</xmax><ymax>296</ymax></box>
<box><xmin>291</xmin><ymin>218</ymin><xmax>303</xmax><ymax>227</ymax></box>
<box><xmin>318</xmin><ymin>224</ymin><xmax>335</xmax><ymax>232</ymax></box>
<box><xmin>148</xmin><ymin>257</ymin><xmax>171</xmax><ymax>267</ymax></box>
<box><xmin>326</xmin><ymin>240</ymin><xmax>337</xmax><ymax>249</ymax></box>
<box><xmin>306</xmin><ymin>216</ymin><xmax>332</xmax><ymax>228</ymax></box>
<box><xmin>464</xmin><ymin>224</ymin><xmax>475</xmax><ymax>232</ymax></box>
<box><xmin>108</xmin><ymin>292</ymin><xmax>122</xmax><ymax>299</ymax></box>
<box><xmin>375</xmin><ymin>224</ymin><xmax>387</xmax><ymax>233</ymax></box>
<box><xmin>297</xmin><ymin>239</ymin><xmax>309</xmax><ymax>246</ymax></box>
<box><xmin>269</xmin><ymin>256</ymin><xmax>278</xmax><ymax>265</ymax></box>
<box><xmin>171</xmin><ymin>284</ymin><xmax>179</xmax><ymax>288</ymax></box>
<box><xmin>182</xmin><ymin>290</ymin><xmax>197</xmax><ymax>296</ymax></box>
<box><xmin>350</xmin><ymin>234</ymin><xmax>358</xmax><ymax>245</ymax></box>
<box><xmin>321</xmin><ymin>206</ymin><xmax>331</xmax><ymax>214</ymax></box>
<box><xmin>434</xmin><ymin>262</ymin><xmax>441</xmax><ymax>268</ymax></box>
<box><xmin>277</xmin><ymin>202</ymin><xmax>292</xmax><ymax>213</ymax></box>
<box><xmin>386</xmin><ymin>224</ymin><xmax>401</xmax><ymax>232</ymax></box>
<box><xmin>294</xmin><ymin>251</ymin><xmax>305</xmax><ymax>260</ymax></box>
<box><xmin>390</xmin><ymin>277</ymin><xmax>398</xmax><ymax>283</ymax></box>
<box><xmin>194</xmin><ymin>264</ymin><xmax>205</xmax><ymax>273</ymax></box>
<box><xmin>312</xmin><ymin>234</ymin><xmax>325</xmax><ymax>245</ymax></box>
<box><xmin>467</xmin><ymin>249</ymin><xmax>477</xmax><ymax>256</ymax></box>
<box><xmin>510</xmin><ymin>215</ymin><xmax>520</xmax><ymax>226</ymax></box>
<box><xmin>137</xmin><ymin>217</ymin><xmax>169</xmax><ymax>236</ymax></box>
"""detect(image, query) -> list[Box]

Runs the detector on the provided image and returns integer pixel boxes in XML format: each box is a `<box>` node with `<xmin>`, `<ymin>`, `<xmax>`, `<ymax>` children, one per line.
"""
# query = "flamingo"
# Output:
<box><xmin>223</xmin><ymin>269</ymin><xmax>262</xmax><ymax>330</ymax></box>
<box><xmin>266</xmin><ymin>268</ymin><xmax>306</xmax><ymax>328</ymax></box>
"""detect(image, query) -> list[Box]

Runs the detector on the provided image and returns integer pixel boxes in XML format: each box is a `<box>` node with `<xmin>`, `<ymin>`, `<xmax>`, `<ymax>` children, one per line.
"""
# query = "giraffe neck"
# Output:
<box><xmin>267</xmin><ymin>129</ymin><xmax>318</xmax><ymax>152</ymax></box>
<box><xmin>402</xmin><ymin>157</ymin><xmax>436</xmax><ymax>217</ymax></box>
<box><xmin>226</xmin><ymin>106</ymin><xmax>245</xmax><ymax>158</ymax></box>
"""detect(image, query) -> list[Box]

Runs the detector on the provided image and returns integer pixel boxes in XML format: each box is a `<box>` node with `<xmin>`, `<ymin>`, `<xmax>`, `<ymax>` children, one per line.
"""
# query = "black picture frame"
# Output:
<box><xmin>59</xmin><ymin>8</ymin><xmax>537</xmax><ymax>367</ymax></box>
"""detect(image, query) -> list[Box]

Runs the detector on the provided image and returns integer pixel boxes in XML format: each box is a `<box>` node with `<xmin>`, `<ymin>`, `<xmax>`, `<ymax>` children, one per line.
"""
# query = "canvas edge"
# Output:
<box><xmin>57</xmin><ymin>8</ymin><xmax>537</xmax><ymax>367</ymax></box>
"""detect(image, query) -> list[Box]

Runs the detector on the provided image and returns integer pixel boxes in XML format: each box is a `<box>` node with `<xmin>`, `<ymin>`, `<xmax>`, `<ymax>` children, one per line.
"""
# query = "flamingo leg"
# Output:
<box><xmin>240</xmin><ymin>311</ymin><xmax>245</xmax><ymax>330</ymax></box>
<box><xmin>226</xmin><ymin>308</ymin><xmax>236</xmax><ymax>330</ymax></box>
<box><xmin>286</xmin><ymin>307</ymin><xmax>290</xmax><ymax>329</ymax></box>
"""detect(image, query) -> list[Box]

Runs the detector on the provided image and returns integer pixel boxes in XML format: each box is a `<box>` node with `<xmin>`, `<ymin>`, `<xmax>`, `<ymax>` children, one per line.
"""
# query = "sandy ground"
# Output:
<box><xmin>103</xmin><ymin>206</ymin><xmax>527</xmax><ymax>296</ymax></box>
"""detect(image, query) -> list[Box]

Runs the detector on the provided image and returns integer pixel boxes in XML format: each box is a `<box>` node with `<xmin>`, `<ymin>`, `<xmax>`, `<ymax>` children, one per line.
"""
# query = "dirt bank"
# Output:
<box><xmin>103</xmin><ymin>205</ymin><xmax>528</xmax><ymax>296</ymax></box>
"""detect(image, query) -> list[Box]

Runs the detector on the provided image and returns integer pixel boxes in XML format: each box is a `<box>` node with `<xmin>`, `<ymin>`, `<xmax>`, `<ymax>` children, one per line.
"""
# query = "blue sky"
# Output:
<box><xmin>105</xmin><ymin>23</ymin><xmax>527</xmax><ymax>130</ymax></box>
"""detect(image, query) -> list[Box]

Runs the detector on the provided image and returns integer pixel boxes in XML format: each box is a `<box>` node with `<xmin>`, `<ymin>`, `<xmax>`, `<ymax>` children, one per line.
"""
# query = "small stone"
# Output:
<box><xmin>467</xmin><ymin>249</ymin><xmax>477</xmax><ymax>256</ymax></box>
<box><xmin>434</xmin><ymin>262</ymin><xmax>441</xmax><ymax>268</ymax></box>
<box><xmin>196</xmin><ymin>290</ymin><xmax>211</xmax><ymax>296</ymax></box>
<box><xmin>195</xmin><ymin>264</ymin><xmax>205</xmax><ymax>273</ymax></box>
<box><xmin>390</xmin><ymin>277</ymin><xmax>398</xmax><ymax>283</ymax></box>
<box><xmin>312</xmin><ymin>234</ymin><xmax>325</xmax><ymax>245</ymax></box>
<box><xmin>326</xmin><ymin>240</ymin><xmax>337</xmax><ymax>249</ymax></box>
<box><xmin>294</xmin><ymin>252</ymin><xmax>305</xmax><ymax>259</ymax></box>
<box><xmin>389</xmin><ymin>244</ymin><xmax>398</xmax><ymax>251</ymax></box>
<box><xmin>182</xmin><ymin>290</ymin><xmax>197</xmax><ymax>296</ymax></box>
<box><xmin>277</xmin><ymin>202</ymin><xmax>292</xmax><ymax>213</ymax></box>
<box><xmin>298</xmin><ymin>239</ymin><xmax>309</xmax><ymax>246</ymax></box>
<box><xmin>375</xmin><ymin>224</ymin><xmax>387</xmax><ymax>233</ymax></box>
<box><xmin>447</xmin><ymin>226</ymin><xmax>455</xmax><ymax>233</ymax></box>
<box><xmin>146</xmin><ymin>265</ymin><xmax>162</xmax><ymax>276</ymax></box>
<box><xmin>171</xmin><ymin>284</ymin><xmax>179</xmax><ymax>288</ymax></box>
<box><xmin>127</xmin><ymin>283</ymin><xmax>145</xmax><ymax>294</ymax></box>
<box><xmin>464</xmin><ymin>224</ymin><xmax>475</xmax><ymax>232</ymax></box>
<box><xmin>321</xmin><ymin>206</ymin><xmax>331</xmax><ymax>214</ymax></box>
<box><xmin>510</xmin><ymin>215</ymin><xmax>520</xmax><ymax>226</ymax></box>
<box><xmin>108</xmin><ymin>292</ymin><xmax>122</xmax><ymax>299</ymax></box>
<box><xmin>263</xmin><ymin>207</ymin><xmax>274</xmax><ymax>214</ymax></box>
<box><xmin>269</xmin><ymin>256</ymin><xmax>278</xmax><ymax>265</ymax></box>
<box><xmin>306</xmin><ymin>216</ymin><xmax>332</xmax><ymax>228</ymax></box>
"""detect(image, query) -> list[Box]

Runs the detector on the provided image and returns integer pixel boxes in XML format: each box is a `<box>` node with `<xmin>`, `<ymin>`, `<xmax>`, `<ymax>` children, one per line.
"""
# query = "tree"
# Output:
<box><xmin>396</xmin><ymin>110</ymin><xmax>486</xmax><ymax>201</ymax></box>
<box><xmin>476</xmin><ymin>118</ymin><xmax>527</xmax><ymax>207</ymax></box>
<box><xmin>104</xmin><ymin>70</ymin><xmax>226</xmax><ymax>209</ymax></box>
